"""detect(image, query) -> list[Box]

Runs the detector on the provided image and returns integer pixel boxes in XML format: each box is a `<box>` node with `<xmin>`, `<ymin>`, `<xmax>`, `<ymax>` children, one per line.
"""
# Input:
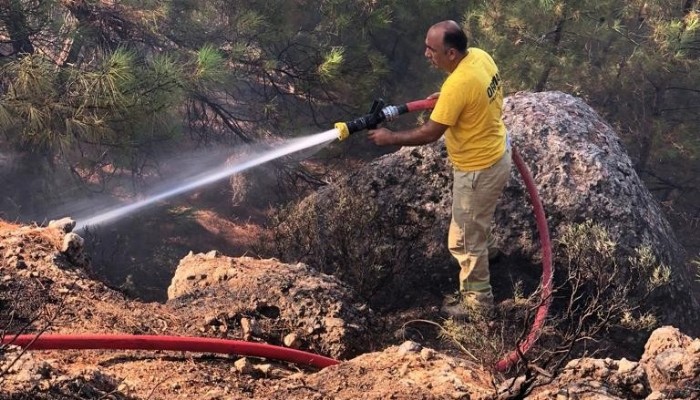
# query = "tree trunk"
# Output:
<box><xmin>683</xmin><ymin>0</ymin><xmax>697</xmax><ymax>14</ymax></box>
<box><xmin>635</xmin><ymin>85</ymin><xmax>664</xmax><ymax>173</ymax></box>
<box><xmin>534</xmin><ymin>17</ymin><xmax>566</xmax><ymax>92</ymax></box>
<box><xmin>0</xmin><ymin>0</ymin><xmax>35</xmax><ymax>55</ymax></box>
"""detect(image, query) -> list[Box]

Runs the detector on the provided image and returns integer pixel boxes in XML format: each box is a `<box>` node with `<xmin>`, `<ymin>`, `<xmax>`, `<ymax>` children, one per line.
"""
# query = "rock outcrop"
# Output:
<box><xmin>641</xmin><ymin>326</ymin><xmax>700</xmax><ymax>396</ymax></box>
<box><xmin>167</xmin><ymin>251</ymin><xmax>371</xmax><ymax>359</ymax></box>
<box><xmin>523</xmin><ymin>326</ymin><xmax>700</xmax><ymax>399</ymax></box>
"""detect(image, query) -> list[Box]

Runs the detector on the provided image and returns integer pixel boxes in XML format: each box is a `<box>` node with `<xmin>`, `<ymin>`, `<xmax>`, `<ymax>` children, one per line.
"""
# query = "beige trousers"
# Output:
<box><xmin>448</xmin><ymin>147</ymin><xmax>512</xmax><ymax>303</ymax></box>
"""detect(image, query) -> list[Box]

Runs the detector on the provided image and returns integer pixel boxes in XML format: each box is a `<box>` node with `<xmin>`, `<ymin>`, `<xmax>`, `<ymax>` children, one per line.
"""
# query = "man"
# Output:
<box><xmin>368</xmin><ymin>20</ymin><xmax>511</xmax><ymax>318</ymax></box>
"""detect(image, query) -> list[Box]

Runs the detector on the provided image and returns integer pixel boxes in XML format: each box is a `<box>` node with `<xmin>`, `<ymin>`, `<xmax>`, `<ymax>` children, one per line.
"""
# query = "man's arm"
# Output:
<box><xmin>367</xmin><ymin>119</ymin><xmax>447</xmax><ymax>146</ymax></box>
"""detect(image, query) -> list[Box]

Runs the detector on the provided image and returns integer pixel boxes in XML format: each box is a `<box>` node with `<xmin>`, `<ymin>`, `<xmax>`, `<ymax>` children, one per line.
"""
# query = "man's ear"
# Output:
<box><xmin>447</xmin><ymin>48</ymin><xmax>457</xmax><ymax>61</ymax></box>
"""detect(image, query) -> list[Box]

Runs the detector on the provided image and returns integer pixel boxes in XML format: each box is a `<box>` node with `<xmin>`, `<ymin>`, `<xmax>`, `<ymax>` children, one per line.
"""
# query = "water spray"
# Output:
<box><xmin>74</xmin><ymin>129</ymin><xmax>339</xmax><ymax>231</ymax></box>
<box><xmin>73</xmin><ymin>98</ymin><xmax>436</xmax><ymax>230</ymax></box>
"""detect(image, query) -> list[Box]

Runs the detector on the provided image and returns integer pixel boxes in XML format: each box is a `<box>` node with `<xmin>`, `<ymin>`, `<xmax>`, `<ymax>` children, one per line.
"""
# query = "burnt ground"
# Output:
<box><xmin>79</xmin><ymin>181</ymin><xmax>543</xmax><ymax>317</ymax></box>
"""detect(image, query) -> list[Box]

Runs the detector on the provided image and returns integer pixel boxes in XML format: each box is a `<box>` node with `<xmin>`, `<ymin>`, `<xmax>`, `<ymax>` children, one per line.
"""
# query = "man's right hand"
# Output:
<box><xmin>367</xmin><ymin>127</ymin><xmax>396</xmax><ymax>146</ymax></box>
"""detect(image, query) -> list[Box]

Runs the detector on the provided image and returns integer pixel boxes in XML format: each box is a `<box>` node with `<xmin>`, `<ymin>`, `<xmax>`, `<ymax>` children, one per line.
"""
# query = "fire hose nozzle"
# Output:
<box><xmin>334</xmin><ymin>99</ymin><xmax>387</xmax><ymax>141</ymax></box>
<box><xmin>333</xmin><ymin>97</ymin><xmax>433</xmax><ymax>141</ymax></box>
<box><xmin>335</xmin><ymin>122</ymin><xmax>350</xmax><ymax>141</ymax></box>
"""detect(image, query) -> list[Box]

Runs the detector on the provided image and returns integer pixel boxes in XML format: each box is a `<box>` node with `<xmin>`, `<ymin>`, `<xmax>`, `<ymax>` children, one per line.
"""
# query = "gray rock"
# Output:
<box><xmin>500</xmin><ymin>92</ymin><xmax>698</xmax><ymax>332</ymax></box>
<box><xmin>48</xmin><ymin>217</ymin><xmax>76</xmax><ymax>233</ymax></box>
<box><xmin>397</xmin><ymin>340</ymin><xmax>422</xmax><ymax>356</ymax></box>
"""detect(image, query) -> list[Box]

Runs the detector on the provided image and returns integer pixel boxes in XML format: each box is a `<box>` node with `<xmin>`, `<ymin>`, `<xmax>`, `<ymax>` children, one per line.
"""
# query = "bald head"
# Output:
<box><xmin>429</xmin><ymin>20</ymin><xmax>468</xmax><ymax>54</ymax></box>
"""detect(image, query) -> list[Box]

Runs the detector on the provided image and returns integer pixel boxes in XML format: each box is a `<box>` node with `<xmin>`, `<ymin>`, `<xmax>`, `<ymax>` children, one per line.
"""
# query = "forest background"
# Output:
<box><xmin>0</xmin><ymin>0</ymin><xmax>698</xmax><ymax>299</ymax></box>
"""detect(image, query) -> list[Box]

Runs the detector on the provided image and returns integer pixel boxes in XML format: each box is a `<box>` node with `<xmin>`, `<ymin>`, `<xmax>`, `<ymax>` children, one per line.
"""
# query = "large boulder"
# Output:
<box><xmin>269</xmin><ymin>91</ymin><xmax>699</xmax><ymax>332</ymax></box>
<box><xmin>167</xmin><ymin>251</ymin><xmax>371</xmax><ymax>359</ymax></box>
<box><xmin>499</xmin><ymin>91</ymin><xmax>698</xmax><ymax>333</ymax></box>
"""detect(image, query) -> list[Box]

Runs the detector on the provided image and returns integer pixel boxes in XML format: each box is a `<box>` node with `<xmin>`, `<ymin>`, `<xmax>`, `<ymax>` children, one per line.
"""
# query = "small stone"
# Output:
<box><xmin>283</xmin><ymin>333</ymin><xmax>301</xmax><ymax>349</ymax></box>
<box><xmin>255</xmin><ymin>364</ymin><xmax>272</xmax><ymax>375</ymax></box>
<box><xmin>398</xmin><ymin>341</ymin><xmax>422</xmax><ymax>356</ymax></box>
<box><xmin>617</xmin><ymin>358</ymin><xmax>637</xmax><ymax>374</ymax></box>
<box><xmin>234</xmin><ymin>357</ymin><xmax>254</xmax><ymax>374</ymax></box>
<box><xmin>420</xmin><ymin>348</ymin><xmax>435</xmax><ymax>361</ymax></box>
<box><xmin>240</xmin><ymin>318</ymin><xmax>260</xmax><ymax>340</ymax></box>
<box><xmin>61</xmin><ymin>233</ymin><xmax>84</xmax><ymax>253</ymax></box>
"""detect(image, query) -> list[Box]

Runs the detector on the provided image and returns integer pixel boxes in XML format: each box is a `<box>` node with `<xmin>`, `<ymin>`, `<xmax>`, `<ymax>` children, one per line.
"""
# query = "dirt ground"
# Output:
<box><xmin>0</xmin><ymin>217</ymin><xmax>505</xmax><ymax>400</ymax></box>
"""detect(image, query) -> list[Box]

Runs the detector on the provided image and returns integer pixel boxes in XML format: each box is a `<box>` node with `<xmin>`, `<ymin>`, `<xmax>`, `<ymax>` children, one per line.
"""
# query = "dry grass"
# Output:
<box><xmin>0</xmin><ymin>220</ymin><xmax>20</xmax><ymax>235</ymax></box>
<box><xmin>23</xmin><ymin>228</ymin><xmax>64</xmax><ymax>250</ymax></box>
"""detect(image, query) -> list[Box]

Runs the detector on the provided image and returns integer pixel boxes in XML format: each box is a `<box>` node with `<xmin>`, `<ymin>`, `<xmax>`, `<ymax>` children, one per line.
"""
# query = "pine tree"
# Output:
<box><xmin>464</xmin><ymin>0</ymin><xmax>699</xmax><ymax>167</ymax></box>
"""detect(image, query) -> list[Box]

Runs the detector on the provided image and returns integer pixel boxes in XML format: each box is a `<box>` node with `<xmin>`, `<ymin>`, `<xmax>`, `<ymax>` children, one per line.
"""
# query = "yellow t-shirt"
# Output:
<box><xmin>430</xmin><ymin>48</ymin><xmax>506</xmax><ymax>171</ymax></box>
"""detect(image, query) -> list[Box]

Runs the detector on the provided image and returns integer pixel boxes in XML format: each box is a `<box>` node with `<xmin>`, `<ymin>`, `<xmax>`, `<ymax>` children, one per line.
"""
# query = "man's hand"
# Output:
<box><xmin>367</xmin><ymin>127</ymin><xmax>396</xmax><ymax>146</ymax></box>
<box><xmin>427</xmin><ymin>92</ymin><xmax>440</xmax><ymax>100</ymax></box>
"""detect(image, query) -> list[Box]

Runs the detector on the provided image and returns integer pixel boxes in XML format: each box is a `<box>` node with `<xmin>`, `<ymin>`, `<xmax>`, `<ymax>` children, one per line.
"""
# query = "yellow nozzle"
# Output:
<box><xmin>334</xmin><ymin>122</ymin><xmax>350</xmax><ymax>141</ymax></box>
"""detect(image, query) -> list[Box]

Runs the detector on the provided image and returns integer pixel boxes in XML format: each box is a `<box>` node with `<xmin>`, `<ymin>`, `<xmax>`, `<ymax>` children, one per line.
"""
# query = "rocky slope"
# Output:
<box><xmin>1</xmin><ymin>221</ymin><xmax>698</xmax><ymax>399</ymax></box>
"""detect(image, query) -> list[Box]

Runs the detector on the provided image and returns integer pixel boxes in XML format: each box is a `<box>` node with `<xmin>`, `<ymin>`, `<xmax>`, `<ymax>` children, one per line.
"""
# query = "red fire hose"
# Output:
<box><xmin>405</xmin><ymin>98</ymin><xmax>438</xmax><ymax>113</ymax></box>
<box><xmin>494</xmin><ymin>148</ymin><xmax>553</xmax><ymax>371</ymax></box>
<box><xmin>1</xmin><ymin>334</ymin><xmax>339</xmax><ymax>369</ymax></box>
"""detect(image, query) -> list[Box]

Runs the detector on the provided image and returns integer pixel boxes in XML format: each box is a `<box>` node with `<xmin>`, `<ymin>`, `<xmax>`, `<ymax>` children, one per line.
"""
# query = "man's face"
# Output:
<box><xmin>424</xmin><ymin>27</ymin><xmax>452</xmax><ymax>72</ymax></box>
